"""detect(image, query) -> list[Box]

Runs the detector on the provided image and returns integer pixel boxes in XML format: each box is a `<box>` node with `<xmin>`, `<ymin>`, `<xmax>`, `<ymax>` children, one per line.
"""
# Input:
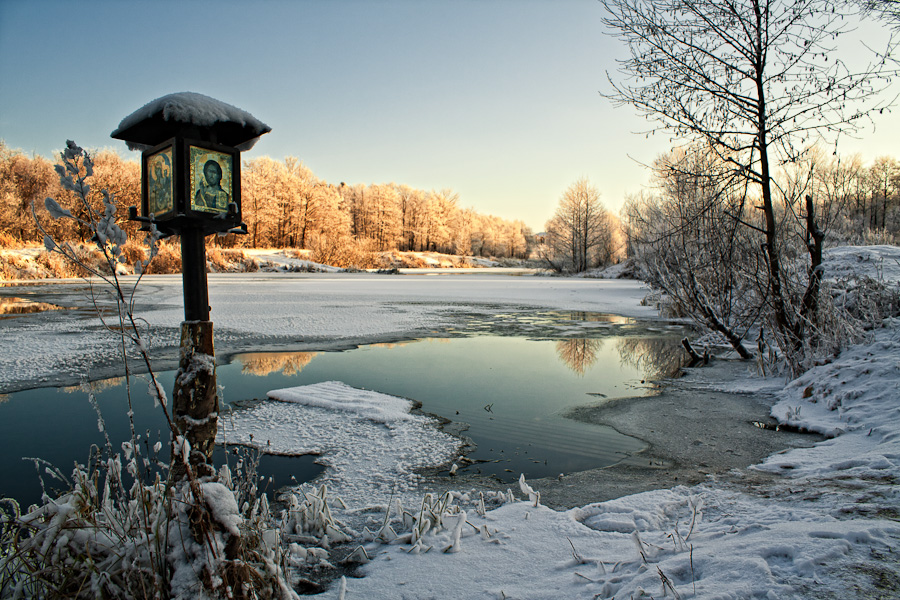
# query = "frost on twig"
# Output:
<box><xmin>518</xmin><ymin>473</ymin><xmax>541</xmax><ymax>507</ymax></box>
<box><xmin>658</xmin><ymin>566</ymin><xmax>683</xmax><ymax>600</ymax></box>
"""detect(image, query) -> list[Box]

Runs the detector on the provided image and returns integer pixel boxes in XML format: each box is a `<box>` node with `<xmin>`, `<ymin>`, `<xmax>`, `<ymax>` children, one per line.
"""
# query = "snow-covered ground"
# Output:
<box><xmin>2</xmin><ymin>246</ymin><xmax>898</xmax><ymax>598</ymax></box>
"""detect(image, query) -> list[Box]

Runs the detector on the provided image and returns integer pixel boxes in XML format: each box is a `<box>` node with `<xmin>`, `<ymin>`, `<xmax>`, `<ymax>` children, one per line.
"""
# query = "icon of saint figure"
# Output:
<box><xmin>149</xmin><ymin>162</ymin><xmax>172</xmax><ymax>215</ymax></box>
<box><xmin>195</xmin><ymin>159</ymin><xmax>230</xmax><ymax>211</ymax></box>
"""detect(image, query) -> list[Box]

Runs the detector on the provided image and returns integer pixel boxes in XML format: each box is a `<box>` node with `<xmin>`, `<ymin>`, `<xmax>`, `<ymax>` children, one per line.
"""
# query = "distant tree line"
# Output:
<box><xmin>0</xmin><ymin>142</ymin><xmax>535</xmax><ymax>260</ymax></box>
<box><xmin>240</xmin><ymin>156</ymin><xmax>532</xmax><ymax>259</ymax></box>
<box><xmin>0</xmin><ymin>144</ymin><xmax>141</xmax><ymax>246</ymax></box>
<box><xmin>537</xmin><ymin>148</ymin><xmax>900</xmax><ymax>276</ymax></box>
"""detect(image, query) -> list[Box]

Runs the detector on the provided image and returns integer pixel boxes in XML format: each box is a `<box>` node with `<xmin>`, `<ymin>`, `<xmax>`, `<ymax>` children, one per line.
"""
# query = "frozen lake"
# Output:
<box><xmin>0</xmin><ymin>271</ymin><xmax>685</xmax><ymax>506</ymax></box>
<box><xmin>0</xmin><ymin>271</ymin><xmax>663</xmax><ymax>393</ymax></box>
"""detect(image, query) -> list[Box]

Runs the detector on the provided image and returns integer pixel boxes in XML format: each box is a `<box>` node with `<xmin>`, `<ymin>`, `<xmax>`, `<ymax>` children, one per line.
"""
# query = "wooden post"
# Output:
<box><xmin>180</xmin><ymin>227</ymin><xmax>210</xmax><ymax>322</ymax></box>
<box><xmin>113</xmin><ymin>94</ymin><xmax>270</xmax><ymax>486</ymax></box>
<box><xmin>172</xmin><ymin>226</ymin><xmax>218</xmax><ymax>480</ymax></box>
<box><xmin>172</xmin><ymin>320</ymin><xmax>219</xmax><ymax>479</ymax></box>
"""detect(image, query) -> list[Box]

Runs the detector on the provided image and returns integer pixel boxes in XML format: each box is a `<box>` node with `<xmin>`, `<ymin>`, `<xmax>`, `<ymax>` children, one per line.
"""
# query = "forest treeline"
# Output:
<box><xmin>0</xmin><ymin>142</ymin><xmax>536</xmax><ymax>264</ymax></box>
<box><xmin>626</xmin><ymin>146</ymin><xmax>900</xmax><ymax>255</ymax></box>
<box><xmin>2</xmin><ymin>140</ymin><xmax>899</xmax><ymax>275</ymax></box>
<box><xmin>537</xmin><ymin>148</ymin><xmax>900</xmax><ymax>276</ymax></box>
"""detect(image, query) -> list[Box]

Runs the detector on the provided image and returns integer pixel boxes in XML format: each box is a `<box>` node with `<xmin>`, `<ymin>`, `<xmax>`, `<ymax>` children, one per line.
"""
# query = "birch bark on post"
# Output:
<box><xmin>172</xmin><ymin>320</ymin><xmax>218</xmax><ymax>480</ymax></box>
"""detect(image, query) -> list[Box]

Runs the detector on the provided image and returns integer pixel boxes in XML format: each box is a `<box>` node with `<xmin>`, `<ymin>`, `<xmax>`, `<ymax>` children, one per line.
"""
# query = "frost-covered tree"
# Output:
<box><xmin>867</xmin><ymin>156</ymin><xmax>900</xmax><ymax>230</ymax></box>
<box><xmin>3</xmin><ymin>143</ymin><xmax>534</xmax><ymax>260</ymax></box>
<box><xmin>426</xmin><ymin>189</ymin><xmax>459</xmax><ymax>253</ymax></box>
<box><xmin>367</xmin><ymin>183</ymin><xmax>403</xmax><ymax>250</ymax></box>
<box><xmin>241</xmin><ymin>156</ymin><xmax>282</xmax><ymax>247</ymax></box>
<box><xmin>602</xmin><ymin>0</ymin><xmax>897</xmax><ymax>369</ymax></box>
<box><xmin>543</xmin><ymin>178</ymin><xmax>616</xmax><ymax>273</ymax></box>
<box><xmin>861</xmin><ymin>0</ymin><xmax>900</xmax><ymax>27</ymax></box>
<box><xmin>0</xmin><ymin>142</ymin><xmax>58</xmax><ymax>241</ymax></box>
<box><xmin>628</xmin><ymin>146</ymin><xmax>760</xmax><ymax>358</ymax></box>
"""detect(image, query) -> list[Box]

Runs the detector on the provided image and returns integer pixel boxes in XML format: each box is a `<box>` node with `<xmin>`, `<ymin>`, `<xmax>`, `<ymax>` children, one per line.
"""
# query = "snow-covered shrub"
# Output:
<box><xmin>282</xmin><ymin>485</ymin><xmax>349</xmax><ymax>545</ymax></box>
<box><xmin>0</xmin><ymin>251</ymin><xmax>38</xmax><ymax>280</ymax></box>
<box><xmin>622</xmin><ymin>153</ymin><xmax>761</xmax><ymax>360</ymax></box>
<box><xmin>766</xmin><ymin>246</ymin><xmax>900</xmax><ymax>373</ymax></box>
<box><xmin>355</xmin><ymin>485</ymin><xmax>521</xmax><ymax>560</ymax></box>
<box><xmin>35</xmin><ymin>243</ymin><xmax>107</xmax><ymax>278</ymax></box>
<box><xmin>1</xmin><ymin>442</ymin><xmax>296</xmax><ymax>599</ymax></box>
<box><xmin>830</xmin><ymin>274</ymin><xmax>900</xmax><ymax>326</ymax></box>
<box><xmin>224</xmin><ymin>249</ymin><xmax>260</xmax><ymax>273</ymax></box>
<box><xmin>308</xmin><ymin>232</ymin><xmax>380</xmax><ymax>270</ymax></box>
<box><xmin>358</xmin><ymin>491</ymin><xmax>461</xmax><ymax>554</ymax></box>
<box><xmin>206</xmin><ymin>248</ymin><xmax>260</xmax><ymax>273</ymax></box>
<box><xmin>120</xmin><ymin>239</ymin><xmax>148</xmax><ymax>267</ymax></box>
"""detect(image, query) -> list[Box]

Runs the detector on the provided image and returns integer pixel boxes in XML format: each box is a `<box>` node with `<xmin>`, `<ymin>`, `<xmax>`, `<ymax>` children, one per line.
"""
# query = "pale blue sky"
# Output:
<box><xmin>1</xmin><ymin>0</ymin><xmax>897</xmax><ymax>231</ymax></box>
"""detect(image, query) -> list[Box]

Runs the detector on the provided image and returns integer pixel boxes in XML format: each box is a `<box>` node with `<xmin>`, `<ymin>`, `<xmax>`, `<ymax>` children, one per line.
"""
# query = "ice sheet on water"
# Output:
<box><xmin>268</xmin><ymin>381</ymin><xmax>416</xmax><ymax>423</ymax></box>
<box><xmin>219</xmin><ymin>381</ymin><xmax>462</xmax><ymax>508</ymax></box>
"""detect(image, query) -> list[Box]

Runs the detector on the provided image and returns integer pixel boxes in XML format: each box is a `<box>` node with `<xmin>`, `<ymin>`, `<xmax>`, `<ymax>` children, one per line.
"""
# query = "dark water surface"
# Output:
<box><xmin>0</xmin><ymin>375</ymin><xmax>325</xmax><ymax>508</ymax></box>
<box><xmin>1</xmin><ymin>320</ymin><xmax>688</xmax><ymax>507</ymax></box>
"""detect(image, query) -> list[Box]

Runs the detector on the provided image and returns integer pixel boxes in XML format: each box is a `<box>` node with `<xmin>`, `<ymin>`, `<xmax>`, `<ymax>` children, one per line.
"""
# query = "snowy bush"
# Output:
<box><xmin>0</xmin><ymin>231</ymin><xmax>19</xmax><ymax>248</ymax></box>
<box><xmin>0</xmin><ymin>442</ymin><xmax>297</xmax><ymax>599</ymax></box>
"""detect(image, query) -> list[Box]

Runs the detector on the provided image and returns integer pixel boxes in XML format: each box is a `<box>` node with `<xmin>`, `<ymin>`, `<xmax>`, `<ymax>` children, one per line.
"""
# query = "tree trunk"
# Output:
<box><xmin>801</xmin><ymin>194</ymin><xmax>825</xmax><ymax>342</ymax></box>
<box><xmin>753</xmin><ymin>6</ymin><xmax>800</xmax><ymax>356</ymax></box>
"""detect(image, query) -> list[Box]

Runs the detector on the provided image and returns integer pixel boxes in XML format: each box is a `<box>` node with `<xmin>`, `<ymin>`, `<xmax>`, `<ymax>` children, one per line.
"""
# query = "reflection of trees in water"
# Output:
<box><xmin>368</xmin><ymin>340</ymin><xmax>429</xmax><ymax>350</ymax></box>
<box><xmin>238</xmin><ymin>352</ymin><xmax>318</xmax><ymax>376</ymax></box>
<box><xmin>565</xmin><ymin>311</ymin><xmax>632</xmax><ymax>325</ymax></box>
<box><xmin>0</xmin><ymin>393</ymin><xmax>8</xmax><ymax>404</ymax></box>
<box><xmin>555</xmin><ymin>338</ymin><xmax>604</xmax><ymax>375</ymax></box>
<box><xmin>0</xmin><ymin>297</ymin><xmax>63</xmax><ymax>315</ymax></box>
<box><xmin>615</xmin><ymin>337</ymin><xmax>686</xmax><ymax>379</ymax></box>
<box><xmin>61</xmin><ymin>377</ymin><xmax>125</xmax><ymax>394</ymax></box>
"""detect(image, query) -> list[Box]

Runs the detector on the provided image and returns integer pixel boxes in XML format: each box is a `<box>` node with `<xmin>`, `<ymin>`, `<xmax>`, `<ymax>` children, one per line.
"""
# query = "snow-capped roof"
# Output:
<box><xmin>110</xmin><ymin>92</ymin><xmax>271</xmax><ymax>151</ymax></box>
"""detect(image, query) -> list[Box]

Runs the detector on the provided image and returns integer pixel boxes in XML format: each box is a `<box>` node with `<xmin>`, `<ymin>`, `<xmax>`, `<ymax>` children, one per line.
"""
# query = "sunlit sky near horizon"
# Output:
<box><xmin>1</xmin><ymin>0</ymin><xmax>898</xmax><ymax>232</ymax></box>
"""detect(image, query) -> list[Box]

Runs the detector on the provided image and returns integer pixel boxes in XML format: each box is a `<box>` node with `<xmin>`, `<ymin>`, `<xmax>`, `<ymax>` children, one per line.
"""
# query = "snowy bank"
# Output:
<box><xmin>317</xmin><ymin>320</ymin><xmax>900</xmax><ymax>599</ymax></box>
<box><xmin>760</xmin><ymin>320</ymin><xmax>900</xmax><ymax>486</ymax></box>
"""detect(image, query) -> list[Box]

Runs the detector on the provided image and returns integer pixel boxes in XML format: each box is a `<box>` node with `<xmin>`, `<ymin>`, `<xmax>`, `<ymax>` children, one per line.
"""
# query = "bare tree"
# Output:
<box><xmin>627</xmin><ymin>146</ymin><xmax>759</xmax><ymax>358</ymax></box>
<box><xmin>543</xmin><ymin>178</ymin><xmax>616</xmax><ymax>273</ymax></box>
<box><xmin>603</xmin><ymin>0</ymin><xmax>897</xmax><ymax>368</ymax></box>
<box><xmin>861</xmin><ymin>0</ymin><xmax>900</xmax><ymax>27</ymax></box>
<box><xmin>867</xmin><ymin>156</ymin><xmax>899</xmax><ymax>229</ymax></box>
